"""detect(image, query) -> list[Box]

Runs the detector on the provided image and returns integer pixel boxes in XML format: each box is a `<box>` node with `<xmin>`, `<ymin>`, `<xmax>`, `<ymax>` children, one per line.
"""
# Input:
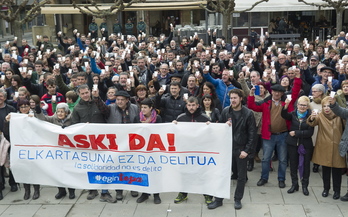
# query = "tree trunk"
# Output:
<box><xmin>336</xmin><ymin>8</ymin><xmax>344</xmax><ymax>35</ymax></box>
<box><xmin>230</xmin><ymin>16</ymin><xmax>234</xmax><ymax>39</ymax></box>
<box><xmin>12</xmin><ymin>20</ymin><xmax>24</xmax><ymax>47</ymax></box>
<box><xmin>107</xmin><ymin>16</ymin><xmax>114</xmax><ymax>36</ymax></box>
<box><xmin>222</xmin><ymin>12</ymin><xmax>231</xmax><ymax>39</ymax></box>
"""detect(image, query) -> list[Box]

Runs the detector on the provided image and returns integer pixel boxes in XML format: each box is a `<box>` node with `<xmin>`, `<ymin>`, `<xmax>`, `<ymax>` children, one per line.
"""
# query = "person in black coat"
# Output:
<box><xmin>0</xmin><ymin>89</ymin><xmax>17</xmax><ymax>200</ymax></box>
<box><xmin>200</xmin><ymin>94</ymin><xmax>220</xmax><ymax>122</ymax></box>
<box><xmin>281</xmin><ymin>96</ymin><xmax>314</xmax><ymax>196</ymax></box>
<box><xmin>4</xmin><ymin>99</ymin><xmax>40</xmax><ymax>200</ymax></box>
<box><xmin>209</xmin><ymin>89</ymin><xmax>256</xmax><ymax>210</ymax></box>
<box><xmin>155</xmin><ymin>82</ymin><xmax>186</xmax><ymax>122</ymax></box>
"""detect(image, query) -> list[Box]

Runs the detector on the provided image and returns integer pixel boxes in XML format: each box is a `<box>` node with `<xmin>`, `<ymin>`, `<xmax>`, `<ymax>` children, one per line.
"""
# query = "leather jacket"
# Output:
<box><xmin>220</xmin><ymin>105</ymin><xmax>257</xmax><ymax>154</ymax></box>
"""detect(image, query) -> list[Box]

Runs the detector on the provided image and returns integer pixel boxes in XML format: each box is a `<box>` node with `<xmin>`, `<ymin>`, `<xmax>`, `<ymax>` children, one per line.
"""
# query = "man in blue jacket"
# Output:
<box><xmin>203</xmin><ymin>68</ymin><xmax>238</xmax><ymax>108</ymax></box>
<box><xmin>311</xmin><ymin>66</ymin><xmax>345</xmax><ymax>94</ymax></box>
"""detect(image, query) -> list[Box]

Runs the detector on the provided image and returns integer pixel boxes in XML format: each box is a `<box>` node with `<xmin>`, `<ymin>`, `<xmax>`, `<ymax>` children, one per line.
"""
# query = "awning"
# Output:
<box><xmin>41</xmin><ymin>1</ymin><xmax>207</xmax><ymax>14</ymax></box>
<box><xmin>233</xmin><ymin>0</ymin><xmax>330</xmax><ymax>12</ymax></box>
<box><xmin>41</xmin><ymin>0</ymin><xmax>334</xmax><ymax>15</ymax></box>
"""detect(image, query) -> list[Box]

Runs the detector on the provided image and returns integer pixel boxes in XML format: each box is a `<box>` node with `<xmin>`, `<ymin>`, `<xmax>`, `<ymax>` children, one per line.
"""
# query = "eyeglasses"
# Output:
<box><xmin>20</xmin><ymin>105</ymin><xmax>29</xmax><ymax>109</ymax></box>
<box><xmin>11</xmin><ymin>50</ymin><xmax>17</xmax><ymax>51</ymax></box>
<box><xmin>298</xmin><ymin>104</ymin><xmax>308</xmax><ymax>107</ymax></box>
<box><xmin>310</xmin><ymin>59</ymin><xmax>318</xmax><ymax>62</ymax></box>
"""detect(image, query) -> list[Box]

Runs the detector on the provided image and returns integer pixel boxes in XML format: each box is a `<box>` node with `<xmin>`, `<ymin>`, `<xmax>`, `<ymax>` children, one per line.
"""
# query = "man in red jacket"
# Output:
<box><xmin>247</xmin><ymin>68</ymin><xmax>302</xmax><ymax>189</ymax></box>
<box><xmin>248</xmin><ymin>84</ymin><xmax>288</xmax><ymax>188</ymax></box>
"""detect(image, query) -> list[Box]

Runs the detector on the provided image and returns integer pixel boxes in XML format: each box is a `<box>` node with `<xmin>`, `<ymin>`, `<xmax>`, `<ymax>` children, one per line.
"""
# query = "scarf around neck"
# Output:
<box><xmin>140</xmin><ymin>109</ymin><xmax>157</xmax><ymax>123</ymax></box>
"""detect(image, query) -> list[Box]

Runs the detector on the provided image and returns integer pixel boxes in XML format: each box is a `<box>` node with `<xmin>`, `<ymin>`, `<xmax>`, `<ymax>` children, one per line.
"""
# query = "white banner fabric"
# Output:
<box><xmin>10</xmin><ymin>113</ymin><xmax>232</xmax><ymax>198</ymax></box>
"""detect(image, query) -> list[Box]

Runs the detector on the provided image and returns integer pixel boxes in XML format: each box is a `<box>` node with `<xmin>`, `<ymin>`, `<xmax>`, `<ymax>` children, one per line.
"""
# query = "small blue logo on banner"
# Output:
<box><xmin>87</xmin><ymin>172</ymin><xmax>149</xmax><ymax>186</ymax></box>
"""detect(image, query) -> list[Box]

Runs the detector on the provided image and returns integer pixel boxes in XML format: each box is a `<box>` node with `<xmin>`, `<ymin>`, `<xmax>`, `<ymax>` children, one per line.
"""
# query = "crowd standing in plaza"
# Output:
<box><xmin>1</xmin><ymin>17</ymin><xmax>348</xmax><ymax>210</ymax></box>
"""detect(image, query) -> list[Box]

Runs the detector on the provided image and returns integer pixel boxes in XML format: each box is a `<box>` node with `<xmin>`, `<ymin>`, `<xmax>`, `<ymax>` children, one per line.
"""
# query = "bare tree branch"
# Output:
<box><xmin>200</xmin><ymin>0</ymin><xmax>268</xmax><ymax>14</ymax></box>
<box><xmin>199</xmin><ymin>0</ymin><xmax>268</xmax><ymax>38</ymax></box>
<box><xmin>0</xmin><ymin>0</ymin><xmax>50</xmax><ymax>22</ymax></box>
<box><xmin>199</xmin><ymin>3</ymin><xmax>215</xmax><ymax>13</ymax></box>
<box><xmin>72</xmin><ymin>0</ymin><xmax>143</xmax><ymax>18</ymax></box>
<box><xmin>299</xmin><ymin>0</ymin><xmax>348</xmax><ymax>9</ymax></box>
<box><xmin>20</xmin><ymin>0</ymin><xmax>51</xmax><ymax>24</ymax></box>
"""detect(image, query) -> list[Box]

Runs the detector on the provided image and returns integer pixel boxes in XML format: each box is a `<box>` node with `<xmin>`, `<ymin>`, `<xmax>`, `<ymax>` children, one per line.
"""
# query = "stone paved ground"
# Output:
<box><xmin>0</xmin><ymin>161</ymin><xmax>347</xmax><ymax>217</ymax></box>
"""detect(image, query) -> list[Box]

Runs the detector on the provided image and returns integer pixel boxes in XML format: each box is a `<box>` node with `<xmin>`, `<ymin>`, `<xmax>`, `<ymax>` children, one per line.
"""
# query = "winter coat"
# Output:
<box><xmin>281</xmin><ymin>108</ymin><xmax>314</xmax><ymax>148</ymax></box>
<box><xmin>202</xmin><ymin>108</ymin><xmax>220</xmax><ymax>123</ymax></box>
<box><xmin>203</xmin><ymin>72</ymin><xmax>238</xmax><ymax>108</ymax></box>
<box><xmin>240</xmin><ymin>78</ymin><xmax>270</xmax><ymax>134</ymax></box>
<box><xmin>219</xmin><ymin>105</ymin><xmax>256</xmax><ymax>154</ymax></box>
<box><xmin>176</xmin><ymin>107</ymin><xmax>210</xmax><ymax>123</ymax></box>
<box><xmin>311</xmin><ymin>74</ymin><xmax>345</xmax><ymax>93</ymax></box>
<box><xmin>155</xmin><ymin>93</ymin><xmax>186</xmax><ymax>122</ymax></box>
<box><xmin>94</xmin><ymin>97</ymin><xmax>139</xmax><ymax>124</ymax></box>
<box><xmin>335</xmin><ymin>89</ymin><xmax>348</xmax><ymax>108</ymax></box>
<box><xmin>71</xmin><ymin>99</ymin><xmax>106</xmax><ymax>124</ymax></box>
<box><xmin>36</xmin><ymin>112</ymin><xmax>72</xmax><ymax>128</ymax></box>
<box><xmin>307</xmin><ymin>110</ymin><xmax>346</xmax><ymax>168</ymax></box>
<box><xmin>330</xmin><ymin>102</ymin><xmax>348</xmax><ymax>157</ymax></box>
<box><xmin>247</xmin><ymin>77</ymin><xmax>302</xmax><ymax>140</ymax></box>
<box><xmin>105</xmin><ymin>102</ymin><xmax>139</xmax><ymax>123</ymax></box>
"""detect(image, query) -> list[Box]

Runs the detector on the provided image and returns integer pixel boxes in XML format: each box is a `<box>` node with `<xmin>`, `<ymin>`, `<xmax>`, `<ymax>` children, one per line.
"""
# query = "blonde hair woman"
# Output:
<box><xmin>282</xmin><ymin>96</ymin><xmax>314</xmax><ymax>196</ymax></box>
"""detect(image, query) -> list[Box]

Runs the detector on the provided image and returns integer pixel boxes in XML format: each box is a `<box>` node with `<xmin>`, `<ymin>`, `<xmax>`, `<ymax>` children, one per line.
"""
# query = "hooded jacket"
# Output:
<box><xmin>176</xmin><ymin>107</ymin><xmax>209</xmax><ymax>123</ymax></box>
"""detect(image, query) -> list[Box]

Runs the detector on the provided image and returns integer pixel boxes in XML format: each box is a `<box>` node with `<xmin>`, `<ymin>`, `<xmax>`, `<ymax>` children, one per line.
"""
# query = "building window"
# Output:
<box><xmin>251</xmin><ymin>12</ymin><xmax>268</xmax><ymax>27</ymax></box>
<box><xmin>232</xmin><ymin>12</ymin><xmax>249</xmax><ymax>27</ymax></box>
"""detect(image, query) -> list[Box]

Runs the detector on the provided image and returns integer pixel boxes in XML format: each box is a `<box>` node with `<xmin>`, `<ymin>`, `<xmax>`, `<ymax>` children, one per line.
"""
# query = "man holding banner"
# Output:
<box><xmin>172</xmin><ymin>96</ymin><xmax>213</xmax><ymax>205</ymax></box>
<box><xmin>93</xmin><ymin>89</ymin><xmax>139</xmax><ymax>200</ymax></box>
<box><xmin>209</xmin><ymin>89</ymin><xmax>256</xmax><ymax>210</ymax></box>
<box><xmin>71</xmin><ymin>84</ymin><xmax>116</xmax><ymax>202</ymax></box>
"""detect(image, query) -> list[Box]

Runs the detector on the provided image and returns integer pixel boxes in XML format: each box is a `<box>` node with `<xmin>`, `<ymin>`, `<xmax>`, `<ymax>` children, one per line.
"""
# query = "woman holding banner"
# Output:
<box><xmin>35</xmin><ymin>103</ymin><xmax>76</xmax><ymax>199</ymax></box>
<box><xmin>4</xmin><ymin>99</ymin><xmax>41</xmax><ymax>200</ymax></box>
<box><xmin>134</xmin><ymin>98</ymin><xmax>162</xmax><ymax>204</ymax></box>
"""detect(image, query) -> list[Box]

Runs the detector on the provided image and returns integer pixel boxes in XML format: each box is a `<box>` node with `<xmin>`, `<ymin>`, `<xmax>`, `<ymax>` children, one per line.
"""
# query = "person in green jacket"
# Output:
<box><xmin>125</xmin><ymin>19</ymin><xmax>134</xmax><ymax>35</ymax></box>
<box><xmin>100</xmin><ymin>18</ymin><xmax>108</xmax><ymax>38</ymax></box>
<box><xmin>65</xmin><ymin>90</ymin><xmax>79</xmax><ymax>112</ymax></box>
<box><xmin>335</xmin><ymin>80</ymin><xmax>348</xmax><ymax>108</ymax></box>
<box><xmin>113</xmin><ymin>18</ymin><xmax>122</xmax><ymax>35</ymax></box>
<box><xmin>137</xmin><ymin>18</ymin><xmax>146</xmax><ymax>34</ymax></box>
<box><xmin>89</xmin><ymin>18</ymin><xmax>98</xmax><ymax>39</ymax></box>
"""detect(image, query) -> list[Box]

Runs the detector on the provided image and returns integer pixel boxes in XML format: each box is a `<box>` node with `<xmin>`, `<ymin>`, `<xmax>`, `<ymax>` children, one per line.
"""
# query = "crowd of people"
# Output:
<box><xmin>1</xmin><ymin>22</ymin><xmax>348</xmax><ymax>210</ymax></box>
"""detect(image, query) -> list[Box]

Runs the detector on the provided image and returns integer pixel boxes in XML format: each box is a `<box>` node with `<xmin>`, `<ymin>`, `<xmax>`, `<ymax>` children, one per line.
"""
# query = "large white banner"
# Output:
<box><xmin>10</xmin><ymin>113</ymin><xmax>232</xmax><ymax>198</ymax></box>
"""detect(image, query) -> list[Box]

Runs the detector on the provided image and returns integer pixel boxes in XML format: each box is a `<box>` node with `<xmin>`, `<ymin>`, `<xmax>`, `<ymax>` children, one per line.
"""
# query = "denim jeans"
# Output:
<box><xmin>261</xmin><ymin>132</ymin><xmax>288</xmax><ymax>181</ymax></box>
